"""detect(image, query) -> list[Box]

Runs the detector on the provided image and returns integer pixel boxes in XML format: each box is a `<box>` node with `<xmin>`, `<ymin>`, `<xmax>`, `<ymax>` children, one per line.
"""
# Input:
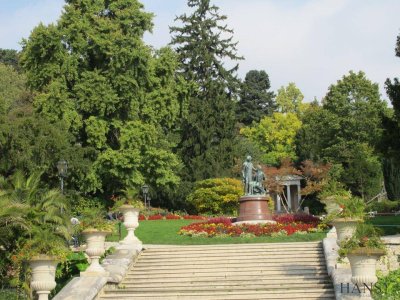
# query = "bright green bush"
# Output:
<box><xmin>372</xmin><ymin>269</ymin><xmax>400</xmax><ymax>300</ymax></box>
<box><xmin>186</xmin><ymin>178</ymin><xmax>243</xmax><ymax>215</ymax></box>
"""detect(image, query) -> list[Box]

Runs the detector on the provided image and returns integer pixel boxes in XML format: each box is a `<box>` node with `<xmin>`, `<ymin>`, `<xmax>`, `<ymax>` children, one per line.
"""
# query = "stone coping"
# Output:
<box><xmin>53</xmin><ymin>245</ymin><xmax>140</xmax><ymax>300</ymax></box>
<box><xmin>322</xmin><ymin>229</ymin><xmax>400</xmax><ymax>300</ymax></box>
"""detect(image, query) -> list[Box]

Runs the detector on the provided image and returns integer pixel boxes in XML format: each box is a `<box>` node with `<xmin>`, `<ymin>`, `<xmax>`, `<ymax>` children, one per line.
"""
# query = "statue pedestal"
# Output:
<box><xmin>236</xmin><ymin>195</ymin><xmax>275</xmax><ymax>224</ymax></box>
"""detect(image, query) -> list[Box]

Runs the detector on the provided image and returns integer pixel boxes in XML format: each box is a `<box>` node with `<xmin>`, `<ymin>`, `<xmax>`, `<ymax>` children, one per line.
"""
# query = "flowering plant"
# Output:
<box><xmin>13</xmin><ymin>228</ymin><xmax>70</xmax><ymax>264</ymax></box>
<box><xmin>338</xmin><ymin>223</ymin><xmax>386</xmax><ymax>259</ymax></box>
<box><xmin>79</xmin><ymin>206</ymin><xmax>115</xmax><ymax>232</ymax></box>
<box><xmin>178</xmin><ymin>214</ymin><xmax>322</xmax><ymax>238</ymax></box>
<box><xmin>112</xmin><ymin>188</ymin><xmax>145</xmax><ymax>210</ymax></box>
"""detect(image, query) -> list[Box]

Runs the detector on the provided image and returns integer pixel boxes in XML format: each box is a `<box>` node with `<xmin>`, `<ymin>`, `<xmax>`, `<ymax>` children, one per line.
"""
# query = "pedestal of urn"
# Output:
<box><xmin>236</xmin><ymin>195</ymin><xmax>275</xmax><ymax>224</ymax></box>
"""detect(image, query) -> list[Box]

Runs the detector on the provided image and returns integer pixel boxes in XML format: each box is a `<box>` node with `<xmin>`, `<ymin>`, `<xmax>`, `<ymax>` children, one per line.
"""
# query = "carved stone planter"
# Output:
<box><xmin>118</xmin><ymin>205</ymin><xmax>142</xmax><ymax>251</ymax></box>
<box><xmin>331</xmin><ymin>218</ymin><xmax>362</xmax><ymax>246</ymax></box>
<box><xmin>347</xmin><ymin>248</ymin><xmax>385</xmax><ymax>286</ymax></box>
<box><xmin>29</xmin><ymin>255</ymin><xmax>58</xmax><ymax>300</ymax></box>
<box><xmin>81</xmin><ymin>229</ymin><xmax>110</xmax><ymax>276</ymax></box>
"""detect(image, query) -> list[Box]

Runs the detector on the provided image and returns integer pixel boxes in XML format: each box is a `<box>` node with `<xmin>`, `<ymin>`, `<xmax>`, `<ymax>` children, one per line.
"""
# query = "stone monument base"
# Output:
<box><xmin>236</xmin><ymin>195</ymin><xmax>275</xmax><ymax>224</ymax></box>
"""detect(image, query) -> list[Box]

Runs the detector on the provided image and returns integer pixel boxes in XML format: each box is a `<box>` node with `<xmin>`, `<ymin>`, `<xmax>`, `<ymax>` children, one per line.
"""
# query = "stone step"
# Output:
<box><xmin>143</xmin><ymin>243</ymin><xmax>322</xmax><ymax>249</ymax></box>
<box><xmin>142</xmin><ymin>245</ymin><xmax>322</xmax><ymax>254</ymax></box>
<box><xmin>118</xmin><ymin>280</ymin><xmax>332</xmax><ymax>289</ymax></box>
<box><xmin>123</xmin><ymin>274</ymin><xmax>330</xmax><ymax>284</ymax></box>
<box><xmin>100</xmin><ymin>288</ymin><xmax>335</xmax><ymax>299</ymax></box>
<box><xmin>135</xmin><ymin>257</ymin><xmax>325</xmax><ymax>266</ymax></box>
<box><xmin>130</xmin><ymin>262</ymin><xmax>325</xmax><ymax>272</ymax></box>
<box><xmin>98</xmin><ymin>242</ymin><xmax>333</xmax><ymax>300</ymax></box>
<box><xmin>126</xmin><ymin>269</ymin><xmax>329</xmax><ymax>279</ymax></box>
<box><xmin>138</xmin><ymin>252</ymin><xmax>324</xmax><ymax>261</ymax></box>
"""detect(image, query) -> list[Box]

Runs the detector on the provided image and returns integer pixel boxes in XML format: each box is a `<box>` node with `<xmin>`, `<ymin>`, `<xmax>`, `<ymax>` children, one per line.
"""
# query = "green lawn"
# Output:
<box><xmin>108</xmin><ymin>219</ymin><xmax>327</xmax><ymax>245</ymax></box>
<box><xmin>368</xmin><ymin>215</ymin><xmax>400</xmax><ymax>235</ymax></box>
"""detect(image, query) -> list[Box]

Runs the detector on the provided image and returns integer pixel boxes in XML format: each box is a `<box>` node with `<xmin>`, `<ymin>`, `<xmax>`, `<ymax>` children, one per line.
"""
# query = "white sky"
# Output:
<box><xmin>0</xmin><ymin>0</ymin><xmax>399</xmax><ymax>102</ymax></box>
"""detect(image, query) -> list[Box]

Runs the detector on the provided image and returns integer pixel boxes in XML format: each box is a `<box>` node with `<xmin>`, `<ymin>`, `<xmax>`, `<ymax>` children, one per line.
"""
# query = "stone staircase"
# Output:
<box><xmin>98</xmin><ymin>242</ymin><xmax>335</xmax><ymax>299</ymax></box>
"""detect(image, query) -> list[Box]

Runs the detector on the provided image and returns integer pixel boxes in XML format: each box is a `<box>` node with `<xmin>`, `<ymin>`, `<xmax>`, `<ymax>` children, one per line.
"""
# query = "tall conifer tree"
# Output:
<box><xmin>237</xmin><ymin>70</ymin><xmax>276</xmax><ymax>125</ymax></box>
<box><xmin>170</xmin><ymin>0</ymin><xmax>243</xmax><ymax>181</ymax></box>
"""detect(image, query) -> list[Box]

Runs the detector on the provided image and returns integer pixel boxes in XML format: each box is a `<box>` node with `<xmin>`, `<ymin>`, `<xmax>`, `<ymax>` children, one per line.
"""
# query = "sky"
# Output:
<box><xmin>0</xmin><ymin>0</ymin><xmax>399</xmax><ymax>102</ymax></box>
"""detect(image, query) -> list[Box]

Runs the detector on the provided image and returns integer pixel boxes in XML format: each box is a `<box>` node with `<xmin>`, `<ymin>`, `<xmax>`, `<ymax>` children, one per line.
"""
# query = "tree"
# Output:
<box><xmin>381</xmin><ymin>32</ymin><xmax>400</xmax><ymax>200</ymax></box>
<box><xmin>323</xmin><ymin>71</ymin><xmax>386</xmax><ymax>148</ymax></box>
<box><xmin>297</xmin><ymin>71</ymin><xmax>386</xmax><ymax>199</ymax></box>
<box><xmin>276</xmin><ymin>82</ymin><xmax>304</xmax><ymax>114</ymax></box>
<box><xmin>20</xmin><ymin>0</ymin><xmax>186</xmax><ymax>198</ymax></box>
<box><xmin>170</xmin><ymin>0</ymin><xmax>243</xmax><ymax>181</ymax></box>
<box><xmin>0</xmin><ymin>49</ymin><xmax>19</xmax><ymax>70</ymax></box>
<box><xmin>296</xmin><ymin>102</ymin><xmax>339</xmax><ymax>162</ymax></box>
<box><xmin>241</xmin><ymin>112</ymin><xmax>302</xmax><ymax>166</ymax></box>
<box><xmin>237</xmin><ymin>70</ymin><xmax>276</xmax><ymax>125</ymax></box>
<box><xmin>0</xmin><ymin>63</ymin><xmax>29</xmax><ymax>115</ymax></box>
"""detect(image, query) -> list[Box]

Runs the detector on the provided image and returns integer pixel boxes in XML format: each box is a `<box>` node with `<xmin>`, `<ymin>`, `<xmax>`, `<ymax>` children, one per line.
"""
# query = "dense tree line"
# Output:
<box><xmin>0</xmin><ymin>0</ymin><xmax>399</xmax><ymax>213</ymax></box>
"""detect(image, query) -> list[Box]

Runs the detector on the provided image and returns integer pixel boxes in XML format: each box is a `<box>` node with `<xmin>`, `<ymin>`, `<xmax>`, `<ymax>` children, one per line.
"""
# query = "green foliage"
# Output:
<box><xmin>320</xmin><ymin>188</ymin><xmax>366</xmax><ymax>220</ymax></box>
<box><xmin>0</xmin><ymin>49</ymin><xmax>19</xmax><ymax>70</ymax></box>
<box><xmin>373</xmin><ymin>268</ymin><xmax>400</xmax><ymax>300</ymax></box>
<box><xmin>276</xmin><ymin>82</ymin><xmax>304</xmax><ymax>114</ymax></box>
<box><xmin>241</xmin><ymin>112</ymin><xmax>302</xmax><ymax>165</ymax></box>
<box><xmin>0</xmin><ymin>63</ymin><xmax>29</xmax><ymax>115</ymax></box>
<box><xmin>367</xmin><ymin>200</ymin><xmax>400</xmax><ymax>213</ymax></box>
<box><xmin>20</xmin><ymin>0</ymin><xmax>185</xmax><ymax>199</ymax></box>
<box><xmin>187</xmin><ymin>178</ymin><xmax>243</xmax><ymax>215</ymax></box>
<box><xmin>171</xmin><ymin>0</ymin><xmax>242</xmax><ymax>181</ymax></box>
<box><xmin>338</xmin><ymin>223</ymin><xmax>385</xmax><ymax>259</ymax></box>
<box><xmin>297</xmin><ymin>71</ymin><xmax>386</xmax><ymax>199</ymax></box>
<box><xmin>79</xmin><ymin>206</ymin><xmax>114</xmax><ymax>232</ymax></box>
<box><xmin>237</xmin><ymin>70</ymin><xmax>276</xmax><ymax>125</ymax></box>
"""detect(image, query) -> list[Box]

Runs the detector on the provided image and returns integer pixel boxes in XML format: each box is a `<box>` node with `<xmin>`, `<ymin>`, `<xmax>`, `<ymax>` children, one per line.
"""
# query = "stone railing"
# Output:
<box><xmin>323</xmin><ymin>228</ymin><xmax>400</xmax><ymax>300</ymax></box>
<box><xmin>53</xmin><ymin>243</ymin><xmax>140</xmax><ymax>300</ymax></box>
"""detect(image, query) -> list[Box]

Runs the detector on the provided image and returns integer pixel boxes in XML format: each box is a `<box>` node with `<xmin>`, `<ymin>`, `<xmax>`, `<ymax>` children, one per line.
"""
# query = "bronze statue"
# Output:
<box><xmin>242</xmin><ymin>156</ymin><xmax>266</xmax><ymax>195</ymax></box>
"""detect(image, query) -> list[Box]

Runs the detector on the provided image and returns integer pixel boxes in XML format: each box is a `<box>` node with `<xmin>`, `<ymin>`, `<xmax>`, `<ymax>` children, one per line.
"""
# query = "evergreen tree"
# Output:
<box><xmin>381</xmin><ymin>32</ymin><xmax>400</xmax><ymax>200</ymax></box>
<box><xmin>170</xmin><ymin>0</ymin><xmax>243</xmax><ymax>181</ymax></box>
<box><xmin>20</xmin><ymin>0</ymin><xmax>186</xmax><ymax>198</ymax></box>
<box><xmin>237</xmin><ymin>70</ymin><xmax>276</xmax><ymax>126</ymax></box>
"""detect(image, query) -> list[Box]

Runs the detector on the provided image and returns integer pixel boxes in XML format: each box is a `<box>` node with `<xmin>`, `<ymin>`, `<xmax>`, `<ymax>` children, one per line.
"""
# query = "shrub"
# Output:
<box><xmin>186</xmin><ymin>178</ymin><xmax>243</xmax><ymax>215</ymax></box>
<box><xmin>372</xmin><ymin>269</ymin><xmax>400</xmax><ymax>300</ymax></box>
<box><xmin>367</xmin><ymin>200</ymin><xmax>400</xmax><ymax>213</ymax></box>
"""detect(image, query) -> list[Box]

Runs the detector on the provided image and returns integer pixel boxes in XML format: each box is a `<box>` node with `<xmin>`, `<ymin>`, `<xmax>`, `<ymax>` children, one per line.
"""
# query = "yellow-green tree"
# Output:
<box><xmin>187</xmin><ymin>178</ymin><xmax>243</xmax><ymax>215</ymax></box>
<box><xmin>276</xmin><ymin>82</ymin><xmax>304</xmax><ymax>115</ymax></box>
<box><xmin>241</xmin><ymin>112</ymin><xmax>302</xmax><ymax>165</ymax></box>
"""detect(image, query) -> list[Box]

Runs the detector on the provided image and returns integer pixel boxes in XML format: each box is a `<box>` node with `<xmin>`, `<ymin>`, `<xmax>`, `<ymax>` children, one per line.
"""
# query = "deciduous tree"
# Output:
<box><xmin>20</xmin><ymin>0</ymin><xmax>186</xmax><ymax>198</ymax></box>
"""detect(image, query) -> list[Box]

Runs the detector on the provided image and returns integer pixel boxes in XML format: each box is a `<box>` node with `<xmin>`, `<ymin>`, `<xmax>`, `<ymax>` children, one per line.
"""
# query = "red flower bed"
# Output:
<box><xmin>166</xmin><ymin>214</ymin><xmax>181</xmax><ymax>220</ymax></box>
<box><xmin>272</xmin><ymin>213</ymin><xmax>320</xmax><ymax>224</ymax></box>
<box><xmin>183</xmin><ymin>215</ymin><xmax>208</xmax><ymax>220</ymax></box>
<box><xmin>178</xmin><ymin>214</ymin><xmax>321</xmax><ymax>237</ymax></box>
<box><xmin>139</xmin><ymin>214</ymin><xmax>146</xmax><ymax>221</ymax></box>
<box><xmin>148</xmin><ymin>214</ymin><xmax>163</xmax><ymax>220</ymax></box>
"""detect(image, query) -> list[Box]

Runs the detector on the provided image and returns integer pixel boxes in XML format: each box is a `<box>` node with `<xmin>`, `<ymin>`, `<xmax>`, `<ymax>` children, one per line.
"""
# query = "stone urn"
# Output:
<box><xmin>347</xmin><ymin>248</ymin><xmax>385</xmax><ymax>286</ymax></box>
<box><xmin>29</xmin><ymin>255</ymin><xmax>58</xmax><ymax>300</ymax></box>
<box><xmin>331</xmin><ymin>218</ymin><xmax>362</xmax><ymax>246</ymax></box>
<box><xmin>81</xmin><ymin>229</ymin><xmax>110</xmax><ymax>276</ymax></box>
<box><xmin>119</xmin><ymin>205</ymin><xmax>142</xmax><ymax>251</ymax></box>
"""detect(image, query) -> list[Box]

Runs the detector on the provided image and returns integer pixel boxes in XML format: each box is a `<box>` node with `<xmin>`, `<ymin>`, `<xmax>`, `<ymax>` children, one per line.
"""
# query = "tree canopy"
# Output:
<box><xmin>170</xmin><ymin>0</ymin><xmax>243</xmax><ymax>181</ymax></box>
<box><xmin>20</xmin><ymin>0</ymin><xmax>186</xmax><ymax>197</ymax></box>
<box><xmin>237</xmin><ymin>70</ymin><xmax>276</xmax><ymax>126</ymax></box>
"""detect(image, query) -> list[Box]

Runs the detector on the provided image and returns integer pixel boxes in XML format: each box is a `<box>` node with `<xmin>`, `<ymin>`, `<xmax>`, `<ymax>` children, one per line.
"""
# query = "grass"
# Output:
<box><xmin>367</xmin><ymin>215</ymin><xmax>400</xmax><ymax>235</ymax></box>
<box><xmin>108</xmin><ymin>219</ymin><xmax>327</xmax><ymax>245</ymax></box>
